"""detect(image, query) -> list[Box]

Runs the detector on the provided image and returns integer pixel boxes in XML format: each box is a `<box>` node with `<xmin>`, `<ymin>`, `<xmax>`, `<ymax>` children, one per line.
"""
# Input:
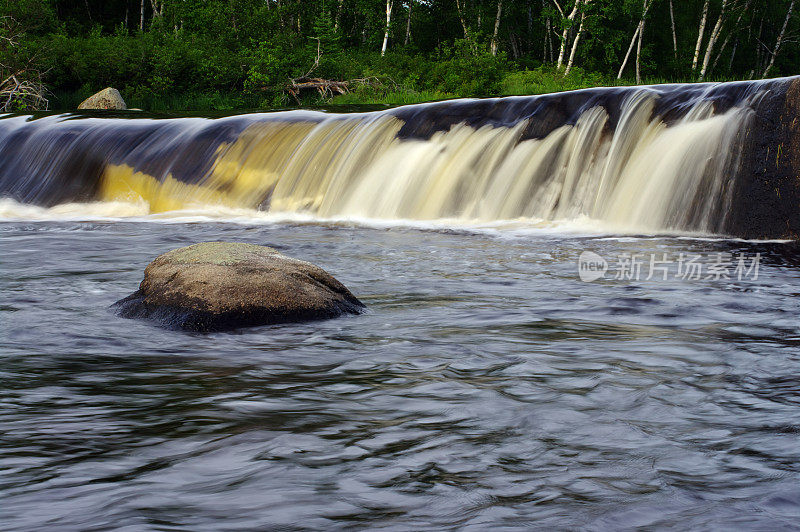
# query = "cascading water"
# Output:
<box><xmin>1</xmin><ymin>77</ymin><xmax>797</xmax><ymax>237</ymax></box>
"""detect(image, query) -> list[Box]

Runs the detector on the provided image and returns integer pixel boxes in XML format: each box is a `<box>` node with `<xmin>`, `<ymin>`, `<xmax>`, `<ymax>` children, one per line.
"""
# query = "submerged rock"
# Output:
<box><xmin>78</xmin><ymin>87</ymin><xmax>127</xmax><ymax>110</ymax></box>
<box><xmin>114</xmin><ymin>242</ymin><xmax>365</xmax><ymax>331</ymax></box>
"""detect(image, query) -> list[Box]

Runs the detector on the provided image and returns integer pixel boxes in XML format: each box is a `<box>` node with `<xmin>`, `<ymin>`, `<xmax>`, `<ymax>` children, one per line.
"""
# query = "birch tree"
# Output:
<box><xmin>565</xmin><ymin>0</ymin><xmax>590</xmax><ymax>75</ymax></box>
<box><xmin>543</xmin><ymin>13</ymin><xmax>553</xmax><ymax>62</ymax></box>
<box><xmin>552</xmin><ymin>0</ymin><xmax>582</xmax><ymax>70</ymax></box>
<box><xmin>706</xmin><ymin>0</ymin><xmax>752</xmax><ymax>75</ymax></box>
<box><xmin>404</xmin><ymin>0</ymin><xmax>413</xmax><ymax>46</ymax></box>
<box><xmin>763</xmin><ymin>0</ymin><xmax>796</xmax><ymax>77</ymax></box>
<box><xmin>150</xmin><ymin>0</ymin><xmax>164</xmax><ymax>22</ymax></box>
<box><xmin>699</xmin><ymin>0</ymin><xmax>728</xmax><ymax>79</ymax></box>
<box><xmin>617</xmin><ymin>0</ymin><xmax>654</xmax><ymax>79</ymax></box>
<box><xmin>669</xmin><ymin>0</ymin><xmax>677</xmax><ymax>57</ymax></box>
<box><xmin>635</xmin><ymin>6</ymin><xmax>645</xmax><ymax>83</ymax></box>
<box><xmin>455</xmin><ymin>0</ymin><xmax>469</xmax><ymax>38</ymax></box>
<box><xmin>491</xmin><ymin>1</ymin><xmax>503</xmax><ymax>56</ymax></box>
<box><xmin>381</xmin><ymin>0</ymin><xmax>393</xmax><ymax>56</ymax></box>
<box><xmin>692</xmin><ymin>0</ymin><xmax>710</xmax><ymax>71</ymax></box>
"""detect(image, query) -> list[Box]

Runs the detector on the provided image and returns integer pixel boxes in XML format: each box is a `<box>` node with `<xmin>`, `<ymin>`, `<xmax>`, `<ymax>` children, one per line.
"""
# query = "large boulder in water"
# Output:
<box><xmin>78</xmin><ymin>87</ymin><xmax>127</xmax><ymax>110</ymax></box>
<box><xmin>114</xmin><ymin>242</ymin><xmax>365</xmax><ymax>331</ymax></box>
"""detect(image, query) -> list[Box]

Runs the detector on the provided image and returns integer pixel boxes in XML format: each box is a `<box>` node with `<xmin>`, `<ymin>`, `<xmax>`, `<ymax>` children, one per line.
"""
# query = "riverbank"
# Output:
<box><xmin>49</xmin><ymin>66</ymin><xmax>742</xmax><ymax>113</ymax></box>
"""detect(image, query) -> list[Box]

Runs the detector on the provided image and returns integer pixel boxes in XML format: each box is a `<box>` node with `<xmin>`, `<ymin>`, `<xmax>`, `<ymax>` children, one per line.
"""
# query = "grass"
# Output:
<box><xmin>328</xmin><ymin>89</ymin><xmax>457</xmax><ymax>106</ymax></box>
<box><xmin>497</xmin><ymin>66</ymin><xmax>740</xmax><ymax>97</ymax></box>
<box><xmin>52</xmin><ymin>90</ymin><xmax>266</xmax><ymax>113</ymax></box>
<box><xmin>49</xmin><ymin>67</ymin><xmax>744</xmax><ymax>113</ymax></box>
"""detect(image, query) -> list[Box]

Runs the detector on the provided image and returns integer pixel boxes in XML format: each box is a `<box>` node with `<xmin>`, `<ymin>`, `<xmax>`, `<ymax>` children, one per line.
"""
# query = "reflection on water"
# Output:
<box><xmin>1</xmin><ymin>221</ymin><xmax>799</xmax><ymax>529</ymax></box>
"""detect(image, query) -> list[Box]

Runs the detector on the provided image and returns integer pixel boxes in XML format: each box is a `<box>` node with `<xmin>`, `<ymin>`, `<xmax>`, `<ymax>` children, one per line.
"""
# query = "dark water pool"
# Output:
<box><xmin>2</xmin><ymin>221</ymin><xmax>799</xmax><ymax>529</ymax></box>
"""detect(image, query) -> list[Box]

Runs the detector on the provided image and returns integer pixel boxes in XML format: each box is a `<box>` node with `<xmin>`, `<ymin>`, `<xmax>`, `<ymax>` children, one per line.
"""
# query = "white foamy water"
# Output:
<box><xmin>0</xmin><ymin>86</ymin><xmax>761</xmax><ymax>237</ymax></box>
<box><xmin>0</xmin><ymin>197</ymin><xmax>712</xmax><ymax>241</ymax></box>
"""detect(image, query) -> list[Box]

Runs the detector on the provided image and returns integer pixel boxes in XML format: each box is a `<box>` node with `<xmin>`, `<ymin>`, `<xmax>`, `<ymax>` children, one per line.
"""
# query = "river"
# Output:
<box><xmin>2</xmin><ymin>216</ymin><xmax>799</xmax><ymax>529</ymax></box>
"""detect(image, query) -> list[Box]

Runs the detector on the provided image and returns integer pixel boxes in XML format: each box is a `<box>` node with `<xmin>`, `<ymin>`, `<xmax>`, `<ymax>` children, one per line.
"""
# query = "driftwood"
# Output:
<box><xmin>1</xmin><ymin>14</ymin><xmax>49</xmax><ymax>111</ymax></box>
<box><xmin>285</xmin><ymin>76</ymin><xmax>390</xmax><ymax>104</ymax></box>
<box><xmin>281</xmin><ymin>38</ymin><xmax>391</xmax><ymax>104</ymax></box>
<box><xmin>0</xmin><ymin>74</ymin><xmax>49</xmax><ymax>112</ymax></box>
<box><xmin>286</xmin><ymin>77</ymin><xmax>350</xmax><ymax>103</ymax></box>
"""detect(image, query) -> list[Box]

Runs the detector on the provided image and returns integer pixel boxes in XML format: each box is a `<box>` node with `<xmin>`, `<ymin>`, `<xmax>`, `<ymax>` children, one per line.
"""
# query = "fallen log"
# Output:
<box><xmin>286</xmin><ymin>77</ymin><xmax>350</xmax><ymax>103</ymax></box>
<box><xmin>0</xmin><ymin>74</ymin><xmax>49</xmax><ymax>112</ymax></box>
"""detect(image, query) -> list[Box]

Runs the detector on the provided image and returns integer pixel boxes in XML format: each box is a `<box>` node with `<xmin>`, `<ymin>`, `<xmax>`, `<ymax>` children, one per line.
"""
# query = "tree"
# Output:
<box><xmin>381</xmin><ymin>0</ymin><xmax>393</xmax><ymax>56</ymax></box>
<box><xmin>699</xmin><ymin>0</ymin><xmax>729</xmax><ymax>79</ymax></box>
<box><xmin>565</xmin><ymin>0</ymin><xmax>590</xmax><ymax>75</ymax></box>
<box><xmin>617</xmin><ymin>0</ymin><xmax>655</xmax><ymax>81</ymax></box>
<box><xmin>491</xmin><ymin>1</ymin><xmax>503</xmax><ymax>56</ymax></box>
<box><xmin>669</xmin><ymin>0</ymin><xmax>677</xmax><ymax>57</ymax></box>
<box><xmin>455</xmin><ymin>0</ymin><xmax>469</xmax><ymax>38</ymax></box>
<box><xmin>692</xmin><ymin>0</ymin><xmax>710</xmax><ymax>71</ymax></box>
<box><xmin>763</xmin><ymin>0</ymin><xmax>796</xmax><ymax>77</ymax></box>
<box><xmin>404</xmin><ymin>0</ymin><xmax>413</xmax><ymax>46</ymax></box>
<box><xmin>552</xmin><ymin>0</ymin><xmax>583</xmax><ymax>70</ymax></box>
<box><xmin>5</xmin><ymin>0</ymin><xmax>800</xmax><ymax>111</ymax></box>
<box><xmin>0</xmin><ymin>0</ymin><xmax>56</xmax><ymax>110</ymax></box>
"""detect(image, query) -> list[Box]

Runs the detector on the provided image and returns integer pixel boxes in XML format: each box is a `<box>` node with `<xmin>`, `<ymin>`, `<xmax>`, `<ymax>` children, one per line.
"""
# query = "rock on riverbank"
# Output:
<box><xmin>114</xmin><ymin>242</ymin><xmax>365</xmax><ymax>331</ymax></box>
<box><xmin>78</xmin><ymin>87</ymin><xmax>127</xmax><ymax>110</ymax></box>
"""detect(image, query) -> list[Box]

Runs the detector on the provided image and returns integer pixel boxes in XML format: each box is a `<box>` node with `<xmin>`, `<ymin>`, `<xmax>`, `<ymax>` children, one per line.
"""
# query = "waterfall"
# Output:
<box><xmin>1</xmin><ymin>78</ymin><xmax>797</xmax><ymax>237</ymax></box>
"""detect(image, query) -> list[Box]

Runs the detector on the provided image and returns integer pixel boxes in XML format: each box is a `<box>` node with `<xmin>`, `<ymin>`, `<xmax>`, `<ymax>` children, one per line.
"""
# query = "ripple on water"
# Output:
<box><xmin>1</xmin><ymin>221</ymin><xmax>799</xmax><ymax>529</ymax></box>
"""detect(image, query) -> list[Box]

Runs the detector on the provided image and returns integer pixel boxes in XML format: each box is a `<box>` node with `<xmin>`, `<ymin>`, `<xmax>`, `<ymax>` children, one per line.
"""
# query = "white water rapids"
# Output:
<box><xmin>0</xmin><ymin>88</ymin><xmax>757</xmax><ymax>235</ymax></box>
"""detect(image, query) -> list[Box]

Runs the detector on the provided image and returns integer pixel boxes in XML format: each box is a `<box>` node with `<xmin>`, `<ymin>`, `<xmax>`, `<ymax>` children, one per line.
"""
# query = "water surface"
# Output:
<box><xmin>2</xmin><ymin>220</ymin><xmax>799</xmax><ymax>529</ymax></box>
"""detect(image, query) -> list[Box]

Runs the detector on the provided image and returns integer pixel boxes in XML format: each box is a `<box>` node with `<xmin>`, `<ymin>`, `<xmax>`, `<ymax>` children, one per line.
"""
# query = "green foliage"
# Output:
<box><xmin>0</xmin><ymin>0</ymin><xmax>58</xmax><ymax>35</ymax></box>
<box><xmin>500</xmin><ymin>66</ymin><xmax>607</xmax><ymax>96</ymax></box>
<box><xmin>329</xmin><ymin>89</ymin><xmax>456</xmax><ymax>106</ymax></box>
<box><xmin>312</xmin><ymin>10</ymin><xmax>342</xmax><ymax>56</ymax></box>
<box><xmin>0</xmin><ymin>0</ymin><xmax>59</xmax><ymax>75</ymax></box>
<box><xmin>7</xmin><ymin>0</ymin><xmax>799</xmax><ymax>111</ymax></box>
<box><xmin>425</xmin><ymin>39</ymin><xmax>508</xmax><ymax>96</ymax></box>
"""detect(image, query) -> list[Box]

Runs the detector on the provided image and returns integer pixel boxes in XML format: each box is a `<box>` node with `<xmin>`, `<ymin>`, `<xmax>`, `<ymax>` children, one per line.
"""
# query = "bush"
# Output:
<box><xmin>425</xmin><ymin>39</ymin><xmax>508</xmax><ymax>96</ymax></box>
<box><xmin>500</xmin><ymin>65</ymin><xmax>608</xmax><ymax>96</ymax></box>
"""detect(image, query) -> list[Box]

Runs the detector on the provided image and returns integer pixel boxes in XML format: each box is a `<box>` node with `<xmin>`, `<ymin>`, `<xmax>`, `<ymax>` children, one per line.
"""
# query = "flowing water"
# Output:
<box><xmin>0</xmin><ymin>83</ymin><xmax>766</xmax><ymax>234</ymax></box>
<box><xmin>2</xmin><ymin>82</ymin><xmax>800</xmax><ymax>529</ymax></box>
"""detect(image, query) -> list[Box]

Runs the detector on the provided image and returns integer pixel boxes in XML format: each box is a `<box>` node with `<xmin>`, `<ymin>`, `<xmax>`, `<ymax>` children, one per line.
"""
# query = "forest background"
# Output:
<box><xmin>1</xmin><ymin>0</ymin><xmax>798</xmax><ymax>111</ymax></box>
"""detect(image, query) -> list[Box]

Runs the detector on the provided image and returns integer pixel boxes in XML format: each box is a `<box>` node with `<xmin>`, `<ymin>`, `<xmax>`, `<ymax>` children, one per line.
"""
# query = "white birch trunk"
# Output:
<box><xmin>556</xmin><ymin>0</ymin><xmax>581</xmax><ymax>70</ymax></box>
<box><xmin>543</xmin><ymin>13</ymin><xmax>550</xmax><ymax>61</ymax></box>
<box><xmin>618</xmin><ymin>22</ymin><xmax>641</xmax><ymax>79</ymax></box>
<box><xmin>404</xmin><ymin>0</ymin><xmax>413</xmax><ymax>46</ymax></box>
<box><xmin>548</xmin><ymin>0</ymin><xmax>562</xmax><ymax>63</ymax></box>
<box><xmin>699</xmin><ymin>0</ymin><xmax>727</xmax><ymax>80</ymax></box>
<box><xmin>617</xmin><ymin>0</ymin><xmax>652</xmax><ymax>79</ymax></box>
<box><xmin>669</xmin><ymin>0</ymin><xmax>677</xmax><ymax>57</ymax></box>
<box><xmin>381</xmin><ymin>0</ymin><xmax>393</xmax><ymax>56</ymax></box>
<box><xmin>763</xmin><ymin>0</ymin><xmax>796</xmax><ymax>77</ymax></box>
<box><xmin>692</xmin><ymin>0</ymin><xmax>710</xmax><ymax>71</ymax></box>
<box><xmin>456</xmin><ymin>0</ymin><xmax>469</xmax><ymax>38</ymax></box>
<box><xmin>708</xmin><ymin>0</ymin><xmax>750</xmax><ymax>73</ymax></box>
<box><xmin>491</xmin><ymin>0</ymin><xmax>503</xmax><ymax>56</ymax></box>
<box><xmin>635</xmin><ymin>17</ymin><xmax>645</xmax><ymax>83</ymax></box>
<box><xmin>564</xmin><ymin>6</ymin><xmax>586</xmax><ymax>75</ymax></box>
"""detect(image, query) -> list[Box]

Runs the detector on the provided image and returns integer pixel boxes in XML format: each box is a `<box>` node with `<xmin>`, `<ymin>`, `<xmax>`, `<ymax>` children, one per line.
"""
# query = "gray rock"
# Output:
<box><xmin>114</xmin><ymin>242</ymin><xmax>365</xmax><ymax>331</ymax></box>
<box><xmin>78</xmin><ymin>87</ymin><xmax>127</xmax><ymax>110</ymax></box>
